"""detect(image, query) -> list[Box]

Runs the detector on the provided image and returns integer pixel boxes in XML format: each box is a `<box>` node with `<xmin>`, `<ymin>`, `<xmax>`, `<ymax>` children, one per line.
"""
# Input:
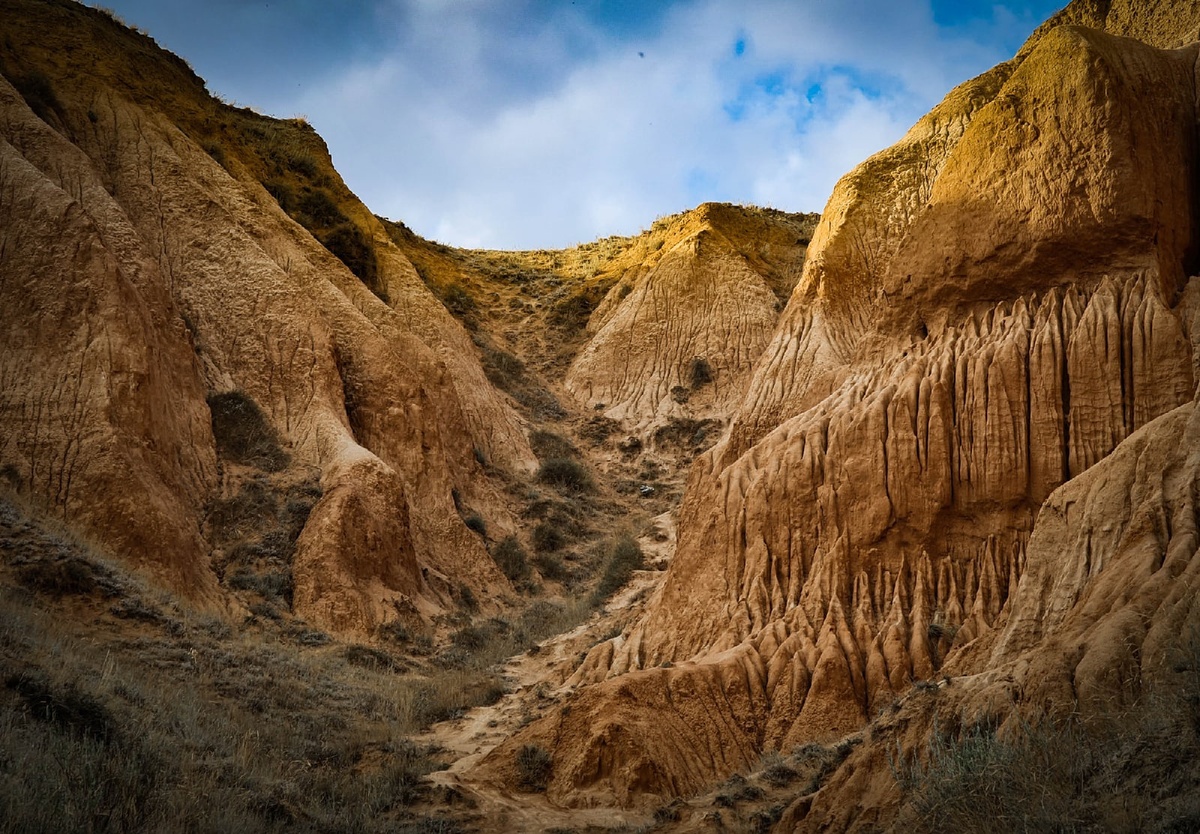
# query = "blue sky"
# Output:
<box><xmin>93</xmin><ymin>0</ymin><xmax>1065</xmax><ymax>249</ymax></box>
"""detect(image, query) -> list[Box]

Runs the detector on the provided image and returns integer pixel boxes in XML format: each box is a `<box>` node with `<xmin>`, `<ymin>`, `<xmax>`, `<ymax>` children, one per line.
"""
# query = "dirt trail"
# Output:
<box><xmin>416</xmin><ymin>514</ymin><xmax>677</xmax><ymax>832</ymax></box>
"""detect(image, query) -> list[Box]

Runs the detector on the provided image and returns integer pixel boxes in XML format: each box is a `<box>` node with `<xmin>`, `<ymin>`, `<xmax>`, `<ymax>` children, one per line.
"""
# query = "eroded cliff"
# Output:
<box><xmin>469</xmin><ymin>10</ymin><xmax>1200</xmax><ymax>824</ymax></box>
<box><xmin>0</xmin><ymin>0</ymin><xmax>535</xmax><ymax>634</ymax></box>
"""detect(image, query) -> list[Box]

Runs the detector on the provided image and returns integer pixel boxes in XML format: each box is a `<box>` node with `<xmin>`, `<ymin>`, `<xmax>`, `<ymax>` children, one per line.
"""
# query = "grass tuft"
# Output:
<box><xmin>537</xmin><ymin>458</ymin><xmax>594</xmax><ymax>494</ymax></box>
<box><xmin>516</xmin><ymin>744</ymin><xmax>553</xmax><ymax>792</ymax></box>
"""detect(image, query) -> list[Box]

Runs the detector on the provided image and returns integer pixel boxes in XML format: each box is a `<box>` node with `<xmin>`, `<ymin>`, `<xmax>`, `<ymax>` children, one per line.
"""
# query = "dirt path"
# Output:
<box><xmin>416</xmin><ymin>513</ymin><xmax>677</xmax><ymax>833</ymax></box>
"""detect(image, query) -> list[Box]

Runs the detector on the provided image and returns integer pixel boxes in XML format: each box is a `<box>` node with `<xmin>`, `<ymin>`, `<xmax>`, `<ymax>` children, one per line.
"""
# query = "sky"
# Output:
<box><xmin>91</xmin><ymin>0</ymin><xmax>1066</xmax><ymax>249</ymax></box>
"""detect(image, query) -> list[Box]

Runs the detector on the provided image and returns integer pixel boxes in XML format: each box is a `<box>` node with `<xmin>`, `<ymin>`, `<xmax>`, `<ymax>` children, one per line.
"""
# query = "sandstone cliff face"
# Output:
<box><xmin>565</xmin><ymin>204</ymin><xmax>813</xmax><ymax>432</ymax></box>
<box><xmin>0</xmin><ymin>0</ymin><xmax>535</xmax><ymax>632</ymax></box>
<box><xmin>0</xmin><ymin>73</ymin><xmax>219</xmax><ymax>600</ymax></box>
<box><xmin>475</xmin><ymin>17</ymin><xmax>1200</xmax><ymax>810</ymax></box>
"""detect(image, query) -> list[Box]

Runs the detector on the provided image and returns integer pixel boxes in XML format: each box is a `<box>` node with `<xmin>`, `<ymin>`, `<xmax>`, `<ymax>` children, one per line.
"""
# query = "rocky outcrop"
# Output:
<box><xmin>0</xmin><ymin>0</ymin><xmax>535</xmax><ymax>632</ymax></box>
<box><xmin>0</xmin><ymin>73</ymin><xmax>219</xmax><ymax>600</ymax></box>
<box><xmin>477</xmin><ymin>16</ymin><xmax>1200</xmax><ymax>809</ymax></box>
<box><xmin>565</xmin><ymin>203</ymin><xmax>814</xmax><ymax>432</ymax></box>
<box><xmin>796</xmin><ymin>389</ymin><xmax>1200</xmax><ymax>832</ymax></box>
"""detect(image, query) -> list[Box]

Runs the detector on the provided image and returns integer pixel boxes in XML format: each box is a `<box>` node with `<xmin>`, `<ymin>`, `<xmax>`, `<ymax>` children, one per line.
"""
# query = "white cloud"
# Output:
<box><xmin>278</xmin><ymin>0</ymin><xmax>1051</xmax><ymax>248</ymax></box>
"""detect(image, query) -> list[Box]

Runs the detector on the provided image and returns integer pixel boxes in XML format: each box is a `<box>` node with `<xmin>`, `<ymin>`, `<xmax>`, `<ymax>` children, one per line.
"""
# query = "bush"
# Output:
<box><xmin>761</xmin><ymin>758</ymin><xmax>798</xmax><ymax>787</ymax></box>
<box><xmin>457</xmin><ymin>582</ymin><xmax>478</xmax><ymax>611</ymax></box>
<box><xmin>516</xmin><ymin>744</ymin><xmax>553</xmax><ymax>792</ymax></box>
<box><xmin>537</xmin><ymin>458</ymin><xmax>594</xmax><ymax>493</ymax></box>
<box><xmin>533</xmin><ymin>551</ymin><xmax>568</xmax><ymax>581</ymax></box>
<box><xmin>17</xmin><ymin>557</ymin><xmax>101</xmax><ymax>598</ymax></box>
<box><xmin>492</xmin><ymin>536</ymin><xmax>529</xmax><ymax>581</ymax></box>
<box><xmin>296</xmin><ymin>188</ymin><xmax>347</xmax><ymax>227</ymax></box>
<box><xmin>6</xmin><ymin>671</ymin><xmax>118</xmax><ymax>744</ymax></box>
<box><xmin>690</xmin><ymin>356</ymin><xmax>714</xmax><ymax>387</ymax></box>
<box><xmin>13</xmin><ymin>71</ymin><xmax>61</xmax><ymax>124</ymax></box>
<box><xmin>530</xmin><ymin>431</ymin><xmax>577</xmax><ymax>461</ymax></box>
<box><xmin>481</xmin><ymin>347</ymin><xmax>524</xmax><ymax>390</ymax></box>
<box><xmin>376</xmin><ymin>620</ymin><xmax>412</xmax><ymax>644</ymax></box>
<box><xmin>463</xmin><ymin>513</ymin><xmax>487</xmax><ymax>538</ymax></box>
<box><xmin>592</xmin><ymin>534</ymin><xmax>644</xmax><ymax>602</ymax></box>
<box><xmin>891</xmin><ymin>719</ymin><xmax>1103</xmax><ymax>834</ymax></box>
<box><xmin>439</xmin><ymin>284</ymin><xmax>477</xmax><ymax>320</ymax></box>
<box><xmin>286</xmin><ymin>151</ymin><xmax>319</xmax><ymax>178</ymax></box>
<box><xmin>715</xmin><ymin>773</ymin><xmax>763</xmax><ymax>807</ymax></box>
<box><xmin>227</xmin><ymin>568</ymin><xmax>292</xmax><ymax>603</ymax></box>
<box><xmin>342</xmin><ymin>644</ymin><xmax>400</xmax><ymax>672</ymax></box>
<box><xmin>531</xmin><ymin>521</ymin><xmax>565</xmax><ymax>554</ymax></box>
<box><xmin>202</xmin><ymin>141</ymin><xmax>228</xmax><ymax>168</ymax></box>
<box><xmin>264</xmin><ymin>178</ymin><xmax>295</xmax><ymax>211</ymax></box>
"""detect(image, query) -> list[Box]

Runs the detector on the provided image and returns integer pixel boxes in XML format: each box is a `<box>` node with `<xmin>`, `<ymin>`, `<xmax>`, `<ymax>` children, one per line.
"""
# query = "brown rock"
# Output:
<box><xmin>528</xmin><ymin>15</ymin><xmax>1200</xmax><ymax>808</ymax></box>
<box><xmin>566</xmin><ymin>211</ymin><xmax>794</xmax><ymax>431</ymax></box>
<box><xmin>0</xmin><ymin>0</ymin><xmax>534</xmax><ymax>631</ymax></box>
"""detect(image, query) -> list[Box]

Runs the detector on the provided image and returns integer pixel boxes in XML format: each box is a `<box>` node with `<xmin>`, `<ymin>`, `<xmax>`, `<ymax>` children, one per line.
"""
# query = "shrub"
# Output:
<box><xmin>750</xmin><ymin>805</ymin><xmax>785</xmax><ymax>833</ymax></box>
<box><xmin>6</xmin><ymin>671</ymin><xmax>118</xmax><ymax>743</ymax></box>
<box><xmin>226</xmin><ymin>568</ymin><xmax>292</xmax><ymax>603</ymax></box>
<box><xmin>890</xmin><ymin>719</ymin><xmax>1099</xmax><ymax>834</ymax></box>
<box><xmin>537</xmin><ymin>458</ymin><xmax>594</xmax><ymax>493</ymax></box>
<box><xmin>530</xmin><ymin>431</ymin><xmax>577</xmax><ymax>462</ymax></box>
<box><xmin>286</xmin><ymin>151</ymin><xmax>319</xmax><ymax>178</ymax></box>
<box><xmin>760</xmin><ymin>754</ymin><xmax>799</xmax><ymax>787</ymax></box>
<box><xmin>481</xmin><ymin>346</ymin><xmax>525</xmax><ymax>391</ymax></box>
<box><xmin>549</xmin><ymin>286</ymin><xmax>606</xmax><ymax>331</ymax></box>
<box><xmin>396</xmin><ymin>817</ymin><xmax>465</xmax><ymax>834</ymax></box>
<box><xmin>439</xmin><ymin>284</ymin><xmax>477</xmax><ymax>319</ymax></box>
<box><xmin>342</xmin><ymin>644</ymin><xmax>399</xmax><ymax>672</ymax></box>
<box><xmin>592</xmin><ymin>534</ymin><xmax>644</xmax><ymax>602</ymax></box>
<box><xmin>463</xmin><ymin>513</ymin><xmax>487</xmax><ymax>537</ymax></box>
<box><xmin>450</xmin><ymin>619</ymin><xmax>509</xmax><ymax>653</ymax></box>
<box><xmin>492</xmin><ymin>536</ymin><xmax>529</xmax><ymax>581</ymax></box>
<box><xmin>715</xmin><ymin>773</ymin><xmax>763</xmax><ymax>807</ymax></box>
<box><xmin>532</xmin><ymin>521</ymin><xmax>565</xmax><ymax>554</ymax></box>
<box><xmin>457</xmin><ymin>582</ymin><xmax>478</xmax><ymax>611</ymax></box>
<box><xmin>516</xmin><ymin>744</ymin><xmax>553</xmax><ymax>791</ymax></box>
<box><xmin>690</xmin><ymin>356</ymin><xmax>714</xmax><ymax>387</ymax></box>
<box><xmin>206</xmin><ymin>391</ymin><xmax>289</xmax><ymax>471</ymax></box>
<box><xmin>376</xmin><ymin>620</ymin><xmax>412</xmax><ymax>644</ymax></box>
<box><xmin>202</xmin><ymin>141</ymin><xmax>228</xmax><ymax>168</ymax></box>
<box><xmin>264</xmin><ymin>178</ymin><xmax>295</xmax><ymax>211</ymax></box>
<box><xmin>296</xmin><ymin>188</ymin><xmax>347</xmax><ymax>227</ymax></box>
<box><xmin>17</xmin><ymin>557</ymin><xmax>100</xmax><ymax>598</ymax></box>
<box><xmin>654</xmin><ymin>801</ymin><xmax>683</xmax><ymax>823</ymax></box>
<box><xmin>13</xmin><ymin>71</ymin><xmax>61</xmax><ymax>124</ymax></box>
<box><xmin>533</xmin><ymin>551</ymin><xmax>568</xmax><ymax>581</ymax></box>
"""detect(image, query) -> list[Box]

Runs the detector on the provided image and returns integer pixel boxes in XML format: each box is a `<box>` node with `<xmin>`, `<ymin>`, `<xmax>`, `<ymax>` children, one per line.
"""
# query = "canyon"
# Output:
<box><xmin>3</xmin><ymin>0</ymin><xmax>1200</xmax><ymax>831</ymax></box>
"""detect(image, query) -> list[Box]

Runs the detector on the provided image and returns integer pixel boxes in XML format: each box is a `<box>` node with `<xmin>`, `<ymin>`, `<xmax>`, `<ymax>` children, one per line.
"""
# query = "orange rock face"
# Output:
<box><xmin>481</xmin><ymin>16</ymin><xmax>1200</xmax><ymax>812</ymax></box>
<box><xmin>0</xmin><ymin>0</ymin><xmax>534</xmax><ymax>632</ymax></box>
<box><xmin>566</xmin><ymin>204</ymin><xmax>813</xmax><ymax>432</ymax></box>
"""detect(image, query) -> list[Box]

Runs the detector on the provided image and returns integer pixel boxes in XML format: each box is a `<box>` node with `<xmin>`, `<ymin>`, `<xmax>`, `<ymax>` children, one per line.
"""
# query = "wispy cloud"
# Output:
<box><xmin>96</xmin><ymin>0</ymin><xmax>1064</xmax><ymax>249</ymax></box>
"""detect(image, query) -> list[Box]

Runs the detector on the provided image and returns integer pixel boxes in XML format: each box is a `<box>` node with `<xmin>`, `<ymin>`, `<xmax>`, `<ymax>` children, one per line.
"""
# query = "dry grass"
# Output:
<box><xmin>515</xmin><ymin>744</ymin><xmax>553</xmax><ymax>792</ymax></box>
<box><xmin>591</xmin><ymin>534</ymin><xmax>645</xmax><ymax>603</ymax></box>
<box><xmin>0</xmin><ymin>497</ymin><xmax>609</xmax><ymax>832</ymax></box>
<box><xmin>890</xmin><ymin>662</ymin><xmax>1200</xmax><ymax>834</ymax></box>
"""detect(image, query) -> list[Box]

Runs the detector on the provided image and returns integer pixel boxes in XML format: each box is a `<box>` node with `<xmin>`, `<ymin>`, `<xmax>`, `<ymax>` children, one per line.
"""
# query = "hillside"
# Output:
<box><xmin>0</xmin><ymin>1</ymin><xmax>816</xmax><ymax>830</ymax></box>
<box><xmin>461</xmin><ymin>3</ymin><xmax>1200</xmax><ymax>832</ymax></box>
<box><xmin>4</xmin><ymin>0</ymin><xmax>1200</xmax><ymax>831</ymax></box>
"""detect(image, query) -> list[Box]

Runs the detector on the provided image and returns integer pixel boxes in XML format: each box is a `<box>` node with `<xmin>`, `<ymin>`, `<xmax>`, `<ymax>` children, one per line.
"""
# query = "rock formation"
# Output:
<box><xmin>7</xmin><ymin>0</ymin><xmax>1200</xmax><ymax>828</ymax></box>
<box><xmin>565</xmin><ymin>203</ymin><xmax>815</xmax><ymax>432</ymax></box>
<box><xmin>0</xmin><ymin>0</ymin><xmax>534</xmax><ymax>634</ymax></box>
<box><xmin>472</xmin><ymin>6</ymin><xmax>1200</xmax><ymax>821</ymax></box>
